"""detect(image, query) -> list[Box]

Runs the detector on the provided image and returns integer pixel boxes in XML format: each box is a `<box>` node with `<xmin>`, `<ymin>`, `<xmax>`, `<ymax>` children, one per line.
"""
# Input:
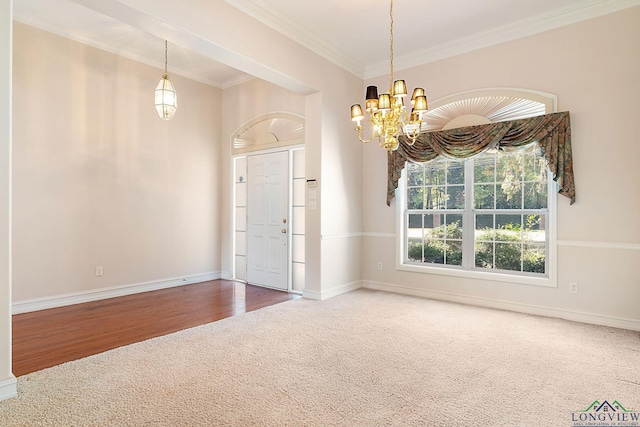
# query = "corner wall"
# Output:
<box><xmin>361</xmin><ymin>7</ymin><xmax>640</xmax><ymax>329</ymax></box>
<box><xmin>0</xmin><ymin>0</ymin><xmax>16</xmax><ymax>400</ymax></box>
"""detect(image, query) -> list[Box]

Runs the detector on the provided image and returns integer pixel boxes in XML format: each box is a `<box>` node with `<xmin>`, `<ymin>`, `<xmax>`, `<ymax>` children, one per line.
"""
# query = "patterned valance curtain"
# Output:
<box><xmin>387</xmin><ymin>111</ymin><xmax>574</xmax><ymax>206</ymax></box>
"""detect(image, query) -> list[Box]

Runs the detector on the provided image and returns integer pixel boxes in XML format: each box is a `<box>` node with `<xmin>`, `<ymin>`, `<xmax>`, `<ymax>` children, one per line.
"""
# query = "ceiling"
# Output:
<box><xmin>12</xmin><ymin>0</ymin><xmax>640</xmax><ymax>89</ymax></box>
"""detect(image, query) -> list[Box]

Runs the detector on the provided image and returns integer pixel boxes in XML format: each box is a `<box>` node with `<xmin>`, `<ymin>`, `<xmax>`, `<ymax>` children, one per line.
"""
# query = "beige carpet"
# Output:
<box><xmin>0</xmin><ymin>289</ymin><xmax>639</xmax><ymax>426</ymax></box>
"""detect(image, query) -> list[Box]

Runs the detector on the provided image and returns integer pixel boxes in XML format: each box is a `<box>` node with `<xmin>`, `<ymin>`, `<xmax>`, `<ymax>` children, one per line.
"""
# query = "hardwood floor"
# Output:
<box><xmin>12</xmin><ymin>280</ymin><xmax>299</xmax><ymax>377</ymax></box>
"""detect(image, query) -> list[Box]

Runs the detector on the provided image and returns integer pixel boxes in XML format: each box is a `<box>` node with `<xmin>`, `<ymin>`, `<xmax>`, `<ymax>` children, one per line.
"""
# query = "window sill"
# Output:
<box><xmin>396</xmin><ymin>262</ymin><xmax>557</xmax><ymax>288</ymax></box>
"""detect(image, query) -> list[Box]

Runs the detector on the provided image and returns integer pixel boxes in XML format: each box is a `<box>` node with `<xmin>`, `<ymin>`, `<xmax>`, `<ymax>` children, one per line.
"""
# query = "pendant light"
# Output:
<box><xmin>155</xmin><ymin>40</ymin><xmax>177</xmax><ymax>120</ymax></box>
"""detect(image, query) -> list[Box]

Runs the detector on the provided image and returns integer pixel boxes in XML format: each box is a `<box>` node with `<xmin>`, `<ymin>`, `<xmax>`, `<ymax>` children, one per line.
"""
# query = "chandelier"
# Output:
<box><xmin>155</xmin><ymin>40</ymin><xmax>178</xmax><ymax>120</ymax></box>
<box><xmin>350</xmin><ymin>0</ymin><xmax>428</xmax><ymax>152</ymax></box>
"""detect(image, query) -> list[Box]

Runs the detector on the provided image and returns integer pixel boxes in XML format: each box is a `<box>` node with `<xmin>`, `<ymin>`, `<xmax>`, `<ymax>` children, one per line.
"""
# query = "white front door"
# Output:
<box><xmin>246</xmin><ymin>151</ymin><xmax>289</xmax><ymax>290</ymax></box>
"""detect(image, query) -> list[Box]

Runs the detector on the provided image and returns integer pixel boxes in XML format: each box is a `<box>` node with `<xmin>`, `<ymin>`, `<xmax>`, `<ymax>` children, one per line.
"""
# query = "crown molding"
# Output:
<box><xmin>365</xmin><ymin>0</ymin><xmax>640</xmax><ymax>78</ymax></box>
<box><xmin>13</xmin><ymin>16</ymin><xmax>226</xmax><ymax>88</ymax></box>
<box><xmin>222</xmin><ymin>74</ymin><xmax>256</xmax><ymax>89</ymax></box>
<box><xmin>225</xmin><ymin>0</ymin><xmax>365</xmax><ymax>78</ymax></box>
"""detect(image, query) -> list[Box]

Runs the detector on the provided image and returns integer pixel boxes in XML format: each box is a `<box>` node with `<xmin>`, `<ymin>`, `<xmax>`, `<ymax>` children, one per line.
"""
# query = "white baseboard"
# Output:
<box><xmin>302</xmin><ymin>289</ymin><xmax>321</xmax><ymax>300</ymax></box>
<box><xmin>12</xmin><ymin>272</ymin><xmax>221</xmax><ymax>314</ymax></box>
<box><xmin>0</xmin><ymin>375</ymin><xmax>17</xmax><ymax>402</ymax></box>
<box><xmin>362</xmin><ymin>280</ymin><xmax>640</xmax><ymax>331</ymax></box>
<box><xmin>303</xmin><ymin>281</ymin><xmax>362</xmax><ymax>301</ymax></box>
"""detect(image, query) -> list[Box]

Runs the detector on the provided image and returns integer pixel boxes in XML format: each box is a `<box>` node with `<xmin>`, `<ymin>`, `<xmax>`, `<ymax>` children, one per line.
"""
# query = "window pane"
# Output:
<box><xmin>524</xmin><ymin>244</ymin><xmax>545</xmax><ymax>273</ymax></box>
<box><xmin>446</xmin><ymin>241</ymin><xmax>463</xmax><ymax>266</ymax></box>
<box><xmin>524</xmin><ymin>214</ymin><xmax>546</xmax><ymax>244</ymax></box>
<box><xmin>425</xmin><ymin>186</ymin><xmax>446</xmax><ymax>210</ymax></box>
<box><xmin>497</xmin><ymin>183</ymin><xmax>522</xmax><ymax>209</ymax></box>
<box><xmin>524</xmin><ymin>181</ymin><xmax>547</xmax><ymax>209</ymax></box>
<box><xmin>474</xmin><ymin>154</ymin><xmax>495</xmax><ymax>183</ymax></box>
<box><xmin>407</xmin><ymin>187</ymin><xmax>424</xmax><ymax>210</ymax></box>
<box><xmin>475</xmin><ymin>214</ymin><xmax>494</xmax><ymax>241</ymax></box>
<box><xmin>495</xmin><ymin>243</ymin><xmax>522</xmax><ymax>271</ymax></box>
<box><xmin>447</xmin><ymin>185</ymin><xmax>465</xmax><ymax>209</ymax></box>
<box><xmin>423</xmin><ymin>214</ymin><xmax>434</xmax><ymax>229</ymax></box>
<box><xmin>496</xmin><ymin>152</ymin><xmax>523</xmax><ymax>209</ymax></box>
<box><xmin>424</xmin><ymin>163</ymin><xmax>446</xmax><ymax>185</ymax></box>
<box><xmin>496</xmin><ymin>215</ymin><xmax>522</xmax><ymax>242</ymax></box>
<box><xmin>423</xmin><ymin>241</ymin><xmax>444</xmax><ymax>264</ymax></box>
<box><xmin>407</xmin><ymin>163</ymin><xmax>424</xmax><ymax>186</ymax></box>
<box><xmin>407</xmin><ymin>238</ymin><xmax>423</xmax><ymax>262</ymax></box>
<box><xmin>524</xmin><ymin>145</ymin><xmax>547</xmax><ymax>182</ymax></box>
<box><xmin>424</xmin><ymin>214</ymin><xmax>445</xmax><ymax>238</ymax></box>
<box><xmin>422</xmin><ymin>214</ymin><xmax>447</xmax><ymax>265</ymax></box>
<box><xmin>497</xmin><ymin>152</ymin><xmax>522</xmax><ymax>179</ymax></box>
<box><xmin>446</xmin><ymin>214</ymin><xmax>463</xmax><ymax>239</ymax></box>
<box><xmin>475</xmin><ymin>242</ymin><xmax>493</xmax><ymax>269</ymax></box>
<box><xmin>408</xmin><ymin>213</ymin><xmax>423</xmax><ymax>229</ymax></box>
<box><xmin>523</xmin><ymin>151</ymin><xmax>538</xmax><ymax>182</ymax></box>
<box><xmin>474</xmin><ymin>184</ymin><xmax>495</xmax><ymax>209</ymax></box>
<box><xmin>445</xmin><ymin>214</ymin><xmax>463</xmax><ymax>266</ymax></box>
<box><xmin>447</xmin><ymin>161</ymin><xmax>465</xmax><ymax>185</ymax></box>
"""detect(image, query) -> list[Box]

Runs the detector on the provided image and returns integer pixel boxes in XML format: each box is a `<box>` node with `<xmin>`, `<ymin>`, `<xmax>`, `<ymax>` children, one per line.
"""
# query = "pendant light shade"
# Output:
<box><xmin>155</xmin><ymin>40</ymin><xmax>177</xmax><ymax>120</ymax></box>
<box><xmin>155</xmin><ymin>74</ymin><xmax>177</xmax><ymax>120</ymax></box>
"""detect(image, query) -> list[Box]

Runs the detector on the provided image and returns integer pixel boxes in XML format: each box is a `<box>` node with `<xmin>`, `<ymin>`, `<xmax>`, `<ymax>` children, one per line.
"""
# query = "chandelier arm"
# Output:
<box><xmin>355</xmin><ymin>126</ymin><xmax>377</xmax><ymax>144</ymax></box>
<box><xmin>400</xmin><ymin>120</ymin><xmax>423</xmax><ymax>146</ymax></box>
<box><xmin>404</xmin><ymin>132</ymin><xmax>419</xmax><ymax>146</ymax></box>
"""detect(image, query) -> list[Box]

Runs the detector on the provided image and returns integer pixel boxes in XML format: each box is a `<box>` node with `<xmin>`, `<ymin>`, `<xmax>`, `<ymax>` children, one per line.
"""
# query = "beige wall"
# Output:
<box><xmin>11</xmin><ymin>23</ymin><xmax>222</xmax><ymax>302</ymax></box>
<box><xmin>361</xmin><ymin>7</ymin><xmax>640</xmax><ymax>327</ymax></box>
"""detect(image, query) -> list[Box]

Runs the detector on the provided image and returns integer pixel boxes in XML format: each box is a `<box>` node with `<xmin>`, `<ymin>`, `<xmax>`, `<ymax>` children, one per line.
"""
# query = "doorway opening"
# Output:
<box><xmin>232</xmin><ymin>113</ymin><xmax>305</xmax><ymax>293</ymax></box>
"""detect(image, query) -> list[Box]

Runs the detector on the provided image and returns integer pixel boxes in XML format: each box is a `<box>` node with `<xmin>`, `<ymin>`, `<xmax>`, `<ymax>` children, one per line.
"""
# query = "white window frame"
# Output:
<box><xmin>395</xmin><ymin>89</ymin><xmax>558</xmax><ymax>288</ymax></box>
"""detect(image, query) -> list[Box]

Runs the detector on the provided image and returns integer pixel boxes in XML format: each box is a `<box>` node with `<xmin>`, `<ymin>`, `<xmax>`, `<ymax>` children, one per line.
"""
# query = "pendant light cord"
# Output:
<box><xmin>164</xmin><ymin>40</ymin><xmax>168</xmax><ymax>75</ymax></box>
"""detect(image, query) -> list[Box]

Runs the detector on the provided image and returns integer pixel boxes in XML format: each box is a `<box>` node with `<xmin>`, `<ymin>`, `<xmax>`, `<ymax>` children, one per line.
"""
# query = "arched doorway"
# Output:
<box><xmin>232</xmin><ymin>113</ymin><xmax>305</xmax><ymax>292</ymax></box>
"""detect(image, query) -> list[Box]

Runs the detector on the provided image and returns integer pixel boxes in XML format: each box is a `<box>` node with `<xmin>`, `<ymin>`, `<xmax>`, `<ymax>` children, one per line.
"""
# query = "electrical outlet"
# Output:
<box><xmin>569</xmin><ymin>282</ymin><xmax>578</xmax><ymax>293</ymax></box>
<box><xmin>377</xmin><ymin>262</ymin><xmax>382</xmax><ymax>271</ymax></box>
<box><xmin>95</xmin><ymin>266</ymin><xmax>103</xmax><ymax>277</ymax></box>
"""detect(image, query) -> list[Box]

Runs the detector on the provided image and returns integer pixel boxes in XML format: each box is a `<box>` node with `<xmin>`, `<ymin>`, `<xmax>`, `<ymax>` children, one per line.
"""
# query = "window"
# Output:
<box><xmin>402</xmin><ymin>143</ymin><xmax>554</xmax><ymax>283</ymax></box>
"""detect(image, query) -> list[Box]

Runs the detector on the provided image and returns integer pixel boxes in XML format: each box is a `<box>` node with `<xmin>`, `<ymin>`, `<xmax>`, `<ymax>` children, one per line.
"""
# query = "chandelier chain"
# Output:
<box><xmin>389</xmin><ymin>0</ymin><xmax>394</xmax><ymax>92</ymax></box>
<box><xmin>164</xmin><ymin>40</ymin><xmax>168</xmax><ymax>75</ymax></box>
